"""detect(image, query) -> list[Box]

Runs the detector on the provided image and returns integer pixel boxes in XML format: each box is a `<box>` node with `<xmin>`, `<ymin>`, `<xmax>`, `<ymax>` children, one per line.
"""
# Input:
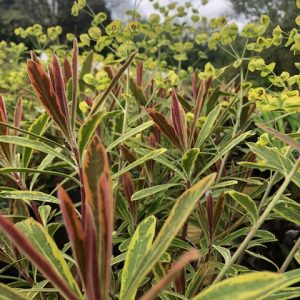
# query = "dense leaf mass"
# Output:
<box><xmin>0</xmin><ymin>1</ymin><xmax>300</xmax><ymax>299</ymax></box>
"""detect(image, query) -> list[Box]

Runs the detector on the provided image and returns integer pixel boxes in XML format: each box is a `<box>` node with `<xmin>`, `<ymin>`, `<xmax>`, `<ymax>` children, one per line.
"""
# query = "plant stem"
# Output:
<box><xmin>257</xmin><ymin>171</ymin><xmax>278</xmax><ymax>214</ymax></box>
<box><xmin>73</xmin><ymin>145</ymin><xmax>86</xmax><ymax>228</ymax></box>
<box><xmin>217</xmin><ymin>68</ymin><xmax>244</xmax><ymax>182</ymax></box>
<box><xmin>214</xmin><ymin>156</ymin><xmax>300</xmax><ymax>283</ymax></box>
<box><xmin>279</xmin><ymin>237</ymin><xmax>300</xmax><ymax>273</ymax></box>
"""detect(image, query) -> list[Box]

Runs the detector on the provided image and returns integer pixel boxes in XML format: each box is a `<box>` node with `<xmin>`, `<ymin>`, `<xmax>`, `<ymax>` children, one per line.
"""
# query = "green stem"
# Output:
<box><xmin>216</xmin><ymin>68</ymin><xmax>244</xmax><ymax>182</ymax></box>
<box><xmin>257</xmin><ymin>171</ymin><xmax>278</xmax><ymax>214</ymax></box>
<box><xmin>73</xmin><ymin>145</ymin><xmax>86</xmax><ymax>228</ymax></box>
<box><xmin>214</xmin><ymin>156</ymin><xmax>300</xmax><ymax>283</ymax></box>
<box><xmin>279</xmin><ymin>237</ymin><xmax>300</xmax><ymax>273</ymax></box>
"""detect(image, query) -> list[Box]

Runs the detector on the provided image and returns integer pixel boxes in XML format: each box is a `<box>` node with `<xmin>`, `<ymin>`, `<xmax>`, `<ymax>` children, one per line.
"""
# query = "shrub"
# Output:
<box><xmin>0</xmin><ymin>1</ymin><xmax>300</xmax><ymax>299</ymax></box>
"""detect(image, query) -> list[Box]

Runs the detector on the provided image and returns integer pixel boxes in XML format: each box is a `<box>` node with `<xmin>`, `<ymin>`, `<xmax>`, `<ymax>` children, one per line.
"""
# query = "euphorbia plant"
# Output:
<box><xmin>0</xmin><ymin>38</ymin><xmax>216</xmax><ymax>299</ymax></box>
<box><xmin>1</xmin><ymin>0</ymin><xmax>300</xmax><ymax>299</ymax></box>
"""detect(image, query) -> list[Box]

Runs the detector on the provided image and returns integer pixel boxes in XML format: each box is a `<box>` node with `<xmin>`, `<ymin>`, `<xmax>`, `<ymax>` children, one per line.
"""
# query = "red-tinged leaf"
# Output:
<box><xmin>153</xmin><ymin>126</ymin><xmax>161</xmax><ymax>144</ymax></box>
<box><xmin>146</xmin><ymin>108</ymin><xmax>184</xmax><ymax>152</ymax></box>
<box><xmin>63</xmin><ymin>58</ymin><xmax>72</xmax><ymax>85</ymax></box>
<box><xmin>189</xmin><ymin>78</ymin><xmax>212</xmax><ymax>147</ymax></box>
<box><xmin>206</xmin><ymin>192</ymin><xmax>214</xmax><ymax>239</ymax></box>
<box><xmin>122</xmin><ymin>172</ymin><xmax>137</xmax><ymax>219</ymax></box>
<box><xmin>0</xmin><ymin>214</ymin><xmax>80</xmax><ymax>300</ymax></box>
<box><xmin>140</xmin><ymin>249</ymin><xmax>200</xmax><ymax>300</ymax></box>
<box><xmin>89</xmin><ymin>51</ymin><xmax>137</xmax><ymax>115</ymax></box>
<box><xmin>58</xmin><ymin>186</ymin><xmax>86</xmax><ymax>285</ymax></box>
<box><xmin>147</xmin><ymin>133</ymin><xmax>157</xmax><ymax>174</ymax></box>
<box><xmin>149</xmin><ymin>133</ymin><xmax>157</xmax><ymax>148</ymax></box>
<box><xmin>0</xmin><ymin>96</ymin><xmax>10</xmax><ymax>161</ymax></box>
<box><xmin>84</xmin><ymin>205</ymin><xmax>100</xmax><ymax>300</ymax></box>
<box><xmin>213</xmin><ymin>194</ymin><xmax>224</xmax><ymax>233</ymax></box>
<box><xmin>120</xmin><ymin>144</ymin><xmax>137</xmax><ymax>165</ymax></box>
<box><xmin>83</xmin><ymin>136</ymin><xmax>111</xmax><ymax>211</ymax></box>
<box><xmin>83</xmin><ymin>135</ymin><xmax>113</xmax><ymax>299</ymax></box>
<box><xmin>172</xmin><ymin>90</ymin><xmax>187</xmax><ymax>150</ymax></box>
<box><xmin>97</xmin><ymin>174</ymin><xmax>113</xmax><ymax>299</ymax></box>
<box><xmin>27</xmin><ymin>59</ymin><xmax>72</xmax><ymax>141</ymax></box>
<box><xmin>13</xmin><ymin>97</ymin><xmax>22</xmax><ymax>133</ymax></box>
<box><xmin>130</xmin><ymin>78</ymin><xmax>147</xmax><ymax>106</ymax></box>
<box><xmin>48</xmin><ymin>64</ymin><xmax>55</xmax><ymax>90</ymax></box>
<box><xmin>71</xmin><ymin>39</ymin><xmax>79</xmax><ymax>130</ymax></box>
<box><xmin>0</xmin><ymin>96</ymin><xmax>8</xmax><ymax>132</ymax></box>
<box><xmin>136</xmin><ymin>60</ymin><xmax>143</xmax><ymax>86</ymax></box>
<box><xmin>122</xmin><ymin>172</ymin><xmax>135</xmax><ymax>203</ymax></box>
<box><xmin>52</xmin><ymin>55</ymin><xmax>69</xmax><ymax>118</ymax></box>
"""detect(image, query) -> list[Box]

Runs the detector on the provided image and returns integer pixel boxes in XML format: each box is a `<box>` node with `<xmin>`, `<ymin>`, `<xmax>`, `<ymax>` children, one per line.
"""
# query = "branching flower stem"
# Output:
<box><xmin>216</xmin><ymin>68</ymin><xmax>244</xmax><ymax>183</ymax></box>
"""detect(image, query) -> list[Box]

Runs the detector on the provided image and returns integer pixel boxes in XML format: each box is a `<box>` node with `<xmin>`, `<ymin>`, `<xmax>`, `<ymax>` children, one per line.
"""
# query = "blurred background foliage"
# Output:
<box><xmin>0</xmin><ymin>0</ymin><xmax>297</xmax><ymax>73</ymax></box>
<box><xmin>0</xmin><ymin>0</ymin><xmax>111</xmax><ymax>41</ymax></box>
<box><xmin>0</xmin><ymin>0</ymin><xmax>299</xmax><ymax>113</ymax></box>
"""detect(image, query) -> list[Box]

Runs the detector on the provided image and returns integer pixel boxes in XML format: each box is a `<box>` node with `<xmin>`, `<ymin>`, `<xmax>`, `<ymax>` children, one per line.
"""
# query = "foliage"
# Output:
<box><xmin>0</xmin><ymin>0</ymin><xmax>111</xmax><ymax>41</ymax></box>
<box><xmin>0</xmin><ymin>0</ymin><xmax>300</xmax><ymax>299</ymax></box>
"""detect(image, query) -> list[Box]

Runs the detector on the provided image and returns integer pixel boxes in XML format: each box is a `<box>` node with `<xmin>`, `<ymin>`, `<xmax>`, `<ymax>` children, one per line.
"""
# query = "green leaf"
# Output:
<box><xmin>227</xmin><ymin>191</ymin><xmax>258</xmax><ymax>223</ymax></box>
<box><xmin>122</xmin><ymin>173</ymin><xmax>216</xmax><ymax>299</ymax></box>
<box><xmin>213</xmin><ymin>245</ymin><xmax>231</xmax><ymax>264</ymax></box>
<box><xmin>30</xmin><ymin>154</ymin><xmax>55</xmax><ymax>190</ymax></box>
<box><xmin>0</xmin><ymin>191</ymin><xmax>59</xmax><ymax>204</ymax></box>
<box><xmin>195</xmin><ymin>105</ymin><xmax>221</xmax><ymax>148</ymax></box>
<box><xmin>0</xmin><ymin>136</ymin><xmax>76</xmax><ymax>168</ymax></box>
<box><xmin>16</xmin><ymin>219</ymin><xmax>81</xmax><ymax>297</ymax></box>
<box><xmin>131</xmin><ymin>184</ymin><xmax>178</xmax><ymax>201</ymax></box>
<box><xmin>0</xmin><ymin>283</ymin><xmax>29</xmax><ymax>300</ymax></box>
<box><xmin>0</xmin><ymin>168</ymin><xmax>79</xmax><ymax>185</ymax></box>
<box><xmin>79</xmin><ymin>51</ymin><xmax>93</xmax><ymax>80</ymax></box>
<box><xmin>265</xmin><ymin>287</ymin><xmax>300</xmax><ymax>300</ymax></box>
<box><xmin>78</xmin><ymin>110</ymin><xmax>105</xmax><ymax>157</ymax></box>
<box><xmin>196</xmin><ymin>131</ymin><xmax>252</xmax><ymax>179</ymax></box>
<box><xmin>22</xmin><ymin>113</ymin><xmax>49</xmax><ymax>168</ymax></box>
<box><xmin>257</xmin><ymin>123</ymin><xmax>300</xmax><ymax>152</ymax></box>
<box><xmin>0</xmin><ymin>120</ymin><xmax>63</xmax><ymax>150</ymax></box>
<box><xmin>212</xmin><ymin>180</ymin><xmax>238</xmax><ymax>190</ymax></box>
<box><xmin>134</xmin><ymin>147</ymin><xmax>186</xmax><ymax>179</ymax></box>
<box><xmin>112</xmin><ymin>148</ymin><xmax>167</xmax><ymax>179</ymax></box>
<box><xmin>120</xmin><ymin>215</ymin><xmax>156</xmax><ymax>300</ymax></box>
<box><xmin>192</xmin><ymin>270</ymin><xmax>300</xmax><ymax>300</ymax></box>
<box><xmin>246</xmin><ymin>250</ymin><xmax>279</xmax><ymax>271</ymax></box>
<box><xmin>248</xmin><ymin>143</ymin><xmax>300</xmax><ymax>187</ymax></box>
<box><xmin>182</xmin><ymin>148</ymin><xmax>200</xmax><ymax>177</ymax></box>
<box><xmin>107</xmin><ymin>121</ymin><xmax>154</xmax><ymax>152</ymax></box>
<box><xmin>273</xmin><ymin>198</ymin><xmax>300</xmax><ymax>225</ymax></box>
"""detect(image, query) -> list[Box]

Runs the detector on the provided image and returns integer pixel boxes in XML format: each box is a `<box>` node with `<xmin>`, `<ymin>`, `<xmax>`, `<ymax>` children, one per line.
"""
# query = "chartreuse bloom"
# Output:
<box><xmin>248</xmin><ymin>87</ymin><xmax>279</xmax><ymax>112</ymax></box>
<box><xmin>281</xmin><ymin>90</ymin><xmax>300</xmax><ymax>112</ymax></box>
<box><xmin>198</xmin><ymin>62</ymin><xmax>227</xmax><ymax>80</ymax></box>
<box><xmin>248</xmin><ymin>87</ymin><xmax>300</xmax><ymax>113</ymax></box>
<box><xmin>256</xmin><ymin>133</ymin><xmax>270</xmax><ymax>147</ymax></box>
<box><xmin>106</xmin><ymin>20</ymin><xmax>122</xmax><ymax>37</ymax></box>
